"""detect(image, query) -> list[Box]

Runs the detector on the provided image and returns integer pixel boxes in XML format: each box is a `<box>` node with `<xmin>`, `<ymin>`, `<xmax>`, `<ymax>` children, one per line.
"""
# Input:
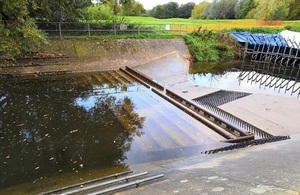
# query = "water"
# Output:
<box><xmin>0</xmin><ymin>71</ymin><xmax>226</xmax><ymax>194</ymax></box>
<box><xmin>189</xmin><ymin>69</ymin><xmax>300</xmax><ymax>98</ymax></box>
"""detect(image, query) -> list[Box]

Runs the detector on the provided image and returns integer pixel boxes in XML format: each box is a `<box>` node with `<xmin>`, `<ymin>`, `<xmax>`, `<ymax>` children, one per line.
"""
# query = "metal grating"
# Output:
<box><xmin>193</xmin><ymin>90</ymin><xmax>273</xmax><ymax>139</ymax></box>
<box><xmin>193</xmin><ymin>90</ymin><xmax>251</xmax><ymax>107</ymax></box>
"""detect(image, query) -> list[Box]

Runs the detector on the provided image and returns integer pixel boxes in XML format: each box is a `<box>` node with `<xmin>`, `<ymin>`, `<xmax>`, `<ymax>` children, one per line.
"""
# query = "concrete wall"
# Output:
<box><xmin>45</xmin><ymin>39</ymin><xmax>191</xmax><ymax>71</ymax></box>
<box><xmin>0</xmin><ymin>39</ymin><xmax>191</xmax><ymax>75</ymax></box>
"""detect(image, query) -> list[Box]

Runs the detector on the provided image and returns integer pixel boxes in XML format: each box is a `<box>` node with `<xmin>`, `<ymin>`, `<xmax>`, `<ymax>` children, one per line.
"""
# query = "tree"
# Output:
<box><xmin>85</xmin><ymin>4</ymin><xmax>114</xmax><ymax>20</ymax></box>
<box><xmin>120</xmin><ymin>0</ymin><xmax>145</xmax><ymax>16</ymax></box>
<box><xmin>0</xmin><ymin>0</ymin><xmax>45</xmax><ymax>60</ymax></box>
<box><xmin>234</xmin><ymin>0</ymin><xmax>246</xmax><ymax>18</ymax></box>
<box><xmin>100</xmin><ymin>0</ymin><xmax>121</xmax><ymax>15</ymax></box>
<box><xmin>149</xmin><ymin>5</ymin><xmax>167</xmax><ymax>18</ymax></box>
<box><xmin>178</xmin><ymin>2</ymin><xmax>195</xmax><ymax>18</ymax></box>
<box><xmin>288</xmin><ymin>0</ymin><xmax>300</xmax><ymax>19</ymax></box>
<box><xmin>204</xmin><ymin>0</ymin><xmax>238</xmax><ymax>19</ymax></box>
<box><xmin>218</xmin><ymin>0</ymin><xmax>238</xmax><ymax>19</ymax></box>
<box><xmin>236</xmin><ymin>0</ymin><xmax>256</xmax><ymax>19</ymax></box>
<box><xmin>149</xmin><ymin>2</ymin><xmax>179</xmax><ymax>18</ymax></box>
<box><xmin>206</xmin><ymin>0</ymin><xmax>220</xmax><ymax>19</ymax></box>
<box><xmin>29</xmin><ymin>0</ymin><xmax>92</xmax><ymax>22</ymax></box>
<box><xmin>164</xmin><ymin>2</ymin><xmax>180</xmax><ymax>18</ymax></box>
<box><xmin>191</xmin><ymin>1</ymin><xmax>209</xmax><ymax>19</ymax></box>
<box><xmin>254</xmin><ymin>0</ymin><xmax>290</xmax><ymax>20</ymax></box>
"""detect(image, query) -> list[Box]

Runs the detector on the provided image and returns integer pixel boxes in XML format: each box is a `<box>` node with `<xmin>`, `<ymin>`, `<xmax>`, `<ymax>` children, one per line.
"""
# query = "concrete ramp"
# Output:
<box><xmin>135</xmin><ymin>51</ymin><xmax>190</xmax><ymax>86</ymax></box>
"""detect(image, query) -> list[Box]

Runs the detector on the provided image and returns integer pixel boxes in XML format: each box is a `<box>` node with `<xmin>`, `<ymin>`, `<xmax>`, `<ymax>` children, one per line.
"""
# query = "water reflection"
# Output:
<box><xmin>189</xmin><ymin>62</ymin><xmax>300</xmax><ymax>98</ymax></box>
<box><xmin>0</xmin><ymin>73</ymin><xmax>144</xmax><ymax>191</ymax></box>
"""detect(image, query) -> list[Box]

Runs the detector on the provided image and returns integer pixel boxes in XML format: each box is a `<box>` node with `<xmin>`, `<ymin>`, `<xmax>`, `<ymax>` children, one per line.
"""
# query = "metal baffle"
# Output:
<box><xmin>239</xmin><ymin>32</ymin><xmax>300</xmax><ymax>97</ymax></box>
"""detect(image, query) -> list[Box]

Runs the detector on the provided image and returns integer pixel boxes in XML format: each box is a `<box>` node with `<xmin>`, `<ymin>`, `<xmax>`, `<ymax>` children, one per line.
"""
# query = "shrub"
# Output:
<box><xmin>0</xmin><ymin>19</ymin><xmax>45</xmax><ymax>60</ymax></box>
<box><xmin>184</xmin><ymin>29</ymin><xmax>235</xmax><ymax>62</ymax></box>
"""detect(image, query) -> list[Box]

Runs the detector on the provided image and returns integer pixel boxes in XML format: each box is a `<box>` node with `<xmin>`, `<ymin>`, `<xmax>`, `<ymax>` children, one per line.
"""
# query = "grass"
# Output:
<box><xmin>125</xmin><ymin>16</ymin><xmax>300</xmax><ymax>32</ymax></box>
<box><xmin>51</xmin><ymin>32</ymin><xmax>183</xmax><ymax>40</ymax></box>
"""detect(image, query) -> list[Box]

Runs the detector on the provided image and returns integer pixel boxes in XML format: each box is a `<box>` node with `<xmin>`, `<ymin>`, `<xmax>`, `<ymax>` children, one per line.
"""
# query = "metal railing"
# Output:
<box><xmin>35</xmin><ymin>21</ymin><xmax>189</xmax><ymax>38</ymax></box>
<box><xmin>239</xmin><ymin>34</ymin><xmax>300</xmax><ymax>97</ymax></box>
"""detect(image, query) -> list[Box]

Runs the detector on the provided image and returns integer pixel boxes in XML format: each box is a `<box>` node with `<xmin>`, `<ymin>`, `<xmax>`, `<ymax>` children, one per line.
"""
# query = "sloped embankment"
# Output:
<box><xmin>0</xmin><ymin>39</ymin><xmax>191</xmax><ymax>76</ymax></box>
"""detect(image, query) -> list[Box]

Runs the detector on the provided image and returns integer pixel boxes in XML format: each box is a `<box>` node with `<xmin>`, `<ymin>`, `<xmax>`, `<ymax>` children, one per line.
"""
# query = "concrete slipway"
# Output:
<box><xmin>119</xmin><ymin>52</ymin><xmax>300</xmax><ymax>195</ymax></box>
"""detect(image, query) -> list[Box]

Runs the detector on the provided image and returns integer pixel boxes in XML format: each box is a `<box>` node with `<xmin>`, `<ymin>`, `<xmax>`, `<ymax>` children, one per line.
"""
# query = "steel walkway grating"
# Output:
<box><xmin>193</xmin><ymin>90</ymin><xmax>252</xmax><ymax>107</ymax></box>
<box><xmin>192</xmin><ymin>90</ymin><xmax>272</xmax><ymax>139</ymax></box>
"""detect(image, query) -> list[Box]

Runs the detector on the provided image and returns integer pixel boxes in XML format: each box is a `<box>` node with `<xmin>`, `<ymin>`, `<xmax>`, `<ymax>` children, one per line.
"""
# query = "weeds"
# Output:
<box><xmin>184</xmin><ymin>29</ymin><xmax>236</xmax><ymax>62</ymax></box>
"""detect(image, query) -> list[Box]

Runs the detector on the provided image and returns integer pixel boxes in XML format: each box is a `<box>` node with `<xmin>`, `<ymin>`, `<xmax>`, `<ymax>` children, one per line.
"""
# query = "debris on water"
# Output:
<box><xmin>70</xmin><ymin>129</ymin><xmax>78</xmax><ymax>134</ymax></box>
<box><xmin>35</xmin><ymin>166</ymin><xmax>40</xmax><ymax>170</ymax></box>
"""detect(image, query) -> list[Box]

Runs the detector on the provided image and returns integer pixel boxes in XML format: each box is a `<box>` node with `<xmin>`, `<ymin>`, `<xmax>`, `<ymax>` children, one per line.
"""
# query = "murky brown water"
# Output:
<box><xmin>0</xmin><ymin>71</ymin><xmax>226</xmax><ymax>194</ymax></box>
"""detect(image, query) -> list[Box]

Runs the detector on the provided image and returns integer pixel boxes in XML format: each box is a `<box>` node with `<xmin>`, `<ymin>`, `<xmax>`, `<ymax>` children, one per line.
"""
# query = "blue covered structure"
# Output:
<box><xmin>230</xmin><ymin>32</ymin><xmax>288</xmax><ymax>47</ymax></box>
<box><xmin>231</xmin><ymin>31</ymin><xmax>300</xmax><ymax>68</ymax></box>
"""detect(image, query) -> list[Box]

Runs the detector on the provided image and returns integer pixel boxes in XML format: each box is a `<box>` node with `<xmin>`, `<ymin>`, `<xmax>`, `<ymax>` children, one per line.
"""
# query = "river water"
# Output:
<box><xmin>189</xmin><ymin>71</ymin><xmax>300</xmax><ymax>98</ymax></box>
<box><xmin>0</xmin><ymin>71</ymin><xmax>226</xmax><ymax>194</ymax></box>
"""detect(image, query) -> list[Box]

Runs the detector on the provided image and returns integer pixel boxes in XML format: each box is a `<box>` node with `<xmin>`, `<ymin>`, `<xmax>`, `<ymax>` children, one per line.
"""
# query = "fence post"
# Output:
<box><xmin>114</xmin><ymin>24</ymin><xmax>117</xmax><ymax>35</ymax></box>
<box><xmin>58</xmin><ymin>22</ymin><xmax>62</xmax><ymax>39</ymax></box>
<box><xmin>180</xmin><ymin>24</ymin><xmax>182</xmax><ymax>35</ymax></box>
<box><xmin>87</xmin><ymin>23</ymin><xmax>91</xmax><ymax>37</ymax></box>
<box><xmin>185</xmin><ymin>24</ymin><xmax>188</xmax><ymax>34</ymax></box>
<box><xmin>138</xmin><ymin>24</ymin><xmax>140</xmax><ymax>35</ymax></box>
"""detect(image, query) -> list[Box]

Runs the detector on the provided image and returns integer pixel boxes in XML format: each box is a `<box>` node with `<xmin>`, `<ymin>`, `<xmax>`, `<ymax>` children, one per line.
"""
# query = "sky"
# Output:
<box><xmin>136</xmin><ymin>0</ymin><xmax>207</xmax><ymax>10</ymax></box>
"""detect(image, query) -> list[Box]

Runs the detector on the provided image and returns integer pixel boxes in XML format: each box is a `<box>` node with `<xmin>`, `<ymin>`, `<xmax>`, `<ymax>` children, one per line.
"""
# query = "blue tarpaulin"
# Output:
<box><xmin>230</xmin><ymin>32</ymin><xmax>288</xmax><ymax>47</ymax></box>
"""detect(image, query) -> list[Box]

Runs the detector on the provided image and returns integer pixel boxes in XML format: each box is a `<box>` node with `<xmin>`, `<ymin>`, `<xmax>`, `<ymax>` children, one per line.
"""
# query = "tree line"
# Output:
<box><xmin>87</xmin><ymin>0</ymin><xmax>300</xmax><ymax>20</ymax></box>
<box><xmin>86</xmin><ymin>1</ymin><xmax>196</xmax><ymax>20</ymax></box>
<box><xmin>192</xmin><ymin>0</ymin><xmax>300</xmax><ymax>20</ymax></box>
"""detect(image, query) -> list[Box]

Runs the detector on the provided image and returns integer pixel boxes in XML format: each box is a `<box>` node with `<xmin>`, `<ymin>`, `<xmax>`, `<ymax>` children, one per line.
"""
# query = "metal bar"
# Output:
<box><xmin>63</xmin><ymin>172</ymin><xmax>148</xmax><ymax>195</ymax></box>
<box><xmin>58</xmin><ymin>22</ymin><xmax>62</xmax><ymax>39</ymax></box>
<box><xmin>152</xmin><ymin>88</ymin><xmax>235</xmax><ymax>139</ymax></box>
<box><xmin>222</xmin><ymin>135</ymin><xmax>255</xmax><ymax>143</ymax></box>
<box><xmin>40</xmin><ymin>171</ymin><xmax>133</xmax><ymax>195</ymax></box>
<box><xmin>120</xmin><ymin>68</ymin><xmax>151</xmax><ymax>89</ymax></box>
<box><xmin>87</xmin><ymin>23</ymin><xmax>91</xmax><ymax>37</ymax></box>
<box><xmin>125</xmin><ymin>66</ymin><xmax>165</xmax><ymax>91</ymax></box>
<box><xmin>90</xmin><ymin>174</ymin><xmax>164</xmax><ymax>195</ymax></box>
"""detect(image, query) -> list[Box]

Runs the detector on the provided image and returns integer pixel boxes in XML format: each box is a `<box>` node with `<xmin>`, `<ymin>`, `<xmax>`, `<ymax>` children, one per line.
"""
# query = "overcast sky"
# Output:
<box><xmin>136</xmin><ymin>0</ymin><xmax>206</xmax><ymax>10</ymax></box>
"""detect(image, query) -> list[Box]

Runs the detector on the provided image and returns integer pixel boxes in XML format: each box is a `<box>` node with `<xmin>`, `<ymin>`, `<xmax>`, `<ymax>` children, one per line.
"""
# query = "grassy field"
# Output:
<box><xmin>125</xmin><ymin>16</ymin><xmax>300</xmax><ymax>32</ymax></box>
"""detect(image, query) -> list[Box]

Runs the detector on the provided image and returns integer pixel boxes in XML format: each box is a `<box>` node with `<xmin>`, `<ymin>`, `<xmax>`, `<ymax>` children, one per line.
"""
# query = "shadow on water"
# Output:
<box><xmin>0</xmin><ymin>73</ymin><xmax>145</xmax><ymax>194</ymax></box>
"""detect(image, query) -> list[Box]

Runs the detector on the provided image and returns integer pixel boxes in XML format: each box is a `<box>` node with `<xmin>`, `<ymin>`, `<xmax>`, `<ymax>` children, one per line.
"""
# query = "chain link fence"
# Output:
<box><xmin>35</xmin><ymin>21</ymin><xmax>189</xmax><ymax>38</ymax></box>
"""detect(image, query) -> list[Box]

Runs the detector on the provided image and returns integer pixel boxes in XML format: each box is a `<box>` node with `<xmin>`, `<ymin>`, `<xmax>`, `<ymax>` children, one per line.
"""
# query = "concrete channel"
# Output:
<box><xmin>1</xmin><ymin>39</ymin><xmax>300</xmax><ymax>194</ymax></box>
